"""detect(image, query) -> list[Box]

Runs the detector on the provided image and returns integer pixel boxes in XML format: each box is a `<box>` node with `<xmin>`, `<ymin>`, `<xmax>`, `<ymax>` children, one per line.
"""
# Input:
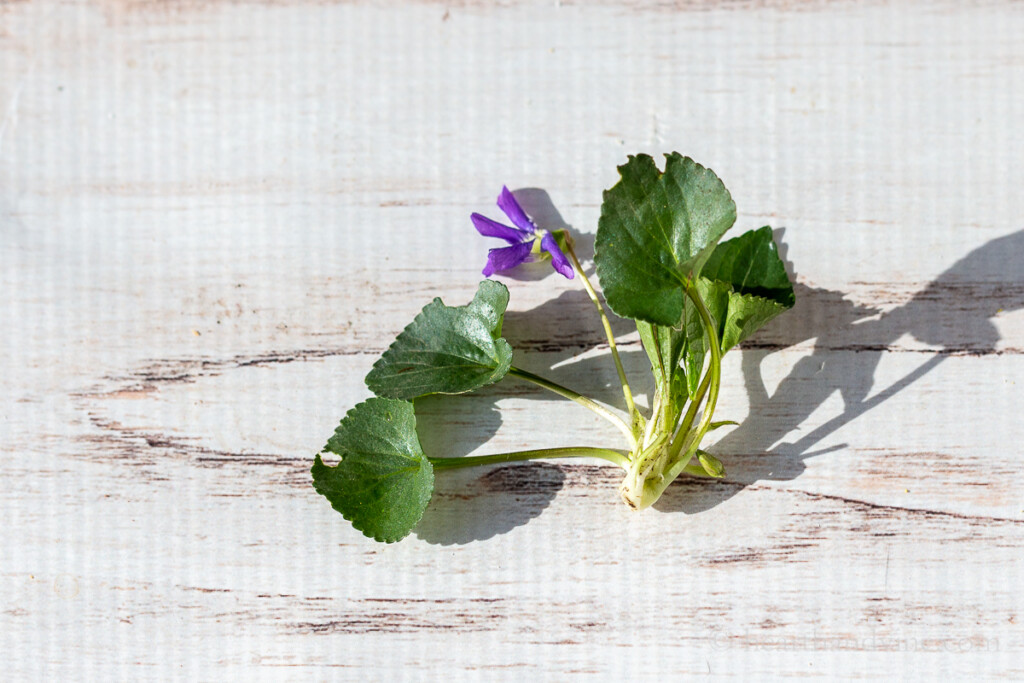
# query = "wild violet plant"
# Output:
<box><xmin>312</xmin><ymin>153</ymin><xmax>796</xmax><ymax>542</ymax></box>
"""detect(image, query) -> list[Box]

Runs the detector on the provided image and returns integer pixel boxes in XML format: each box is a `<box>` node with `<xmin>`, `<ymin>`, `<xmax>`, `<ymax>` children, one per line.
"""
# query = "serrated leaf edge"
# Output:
<box><xmin>594</xmin><ymin>153</ymin><xmax>737</xmax><ymax>326</ymax></box>
<box><xmin>365</xmin><ymin>281</ymin><xmax>513</xmax><ymax>399</ymax></box>
<box><xmin>312</xmin><ymin>399</ymin><xmax>434</xmax><ymax>544</ymax></box>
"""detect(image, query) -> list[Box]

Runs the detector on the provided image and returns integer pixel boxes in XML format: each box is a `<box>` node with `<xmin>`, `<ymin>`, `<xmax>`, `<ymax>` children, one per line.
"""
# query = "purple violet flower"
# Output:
<box><xmin>471</xmin><ymin>186</ymin><xmax>575</xmax><ymax>279</ymax></box>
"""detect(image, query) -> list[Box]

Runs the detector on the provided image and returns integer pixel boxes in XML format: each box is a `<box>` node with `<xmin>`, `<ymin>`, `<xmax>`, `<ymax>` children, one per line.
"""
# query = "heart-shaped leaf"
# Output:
<box><xmin>365</xmin><ymin>280</ymin><xmax>513</xmax><ymax>399</ymax></box>
<box><xmin>595</xmin><ymin>153</ymin><xmax>737</xmax><ymax>326</ymax></box>
<box><xmin>312</xmin><ymin>398</ymin><xmax>433</xmax><ymax>543</ymax></box>
<box><xmin>682</xmin><ymin>226</ymin><xmax>796</xmax><ymax>395</ymax></box>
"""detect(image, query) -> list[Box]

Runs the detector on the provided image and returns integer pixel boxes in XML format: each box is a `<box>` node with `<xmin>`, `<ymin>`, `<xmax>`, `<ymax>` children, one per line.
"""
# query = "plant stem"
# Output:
<box><xmin>429</xmin><ymin>446</ymin><xmax>630</xmax><ymax>470</ymax></box>
<box><xmin>626</xmin><ymin>286</ymin><xmax>724</xmax><ymax>508</ymax></box>
<box><xmin>508</xmin><ymin>366</ymin><xmax>637</xmax><ymax>451</ymax></box>
<box><xmin>669</xmin><ymin>282</ymin><xmax>722</xmax><ymax>462</ymax></box>
<box><xmin>672</xmin><ymin>370</ymin><xmax>711</xmax><ymax>457</ymax></box>
<box><xmin>563</xmin><ymin>243</ymin><xmax>636</xmax><ymax>418</ymax></box>
<box><xmin>689</xmin><ymin>286</ymin><xmax>722</xmax><ymax>439</ymax></box>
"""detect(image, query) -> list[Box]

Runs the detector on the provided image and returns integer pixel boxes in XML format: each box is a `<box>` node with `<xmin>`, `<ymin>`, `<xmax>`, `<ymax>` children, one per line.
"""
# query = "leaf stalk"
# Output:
<box><xmin>429</xmin><ymin>446</ymin><xmax>631</xmax><ymax>470</ymax></box>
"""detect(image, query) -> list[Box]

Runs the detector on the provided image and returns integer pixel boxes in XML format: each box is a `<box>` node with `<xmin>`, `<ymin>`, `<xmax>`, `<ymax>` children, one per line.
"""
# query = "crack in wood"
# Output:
<box><xmin>774</xmin><ymin>487</ymin><xmax>1024</xmax><ymax>527</ymax></box>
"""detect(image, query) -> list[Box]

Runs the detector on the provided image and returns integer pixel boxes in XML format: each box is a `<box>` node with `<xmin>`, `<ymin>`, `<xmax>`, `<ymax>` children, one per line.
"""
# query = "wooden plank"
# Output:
<box><xmin>2</xmin><ymin>0</ymin><xmax>1022</xmax><ymax>678</ymax></box>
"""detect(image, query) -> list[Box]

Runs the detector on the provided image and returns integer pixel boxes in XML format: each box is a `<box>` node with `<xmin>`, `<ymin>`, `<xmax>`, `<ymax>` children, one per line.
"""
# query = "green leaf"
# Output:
<box><xmin>595</xmin><ymin>153</ymin><xmax>737</xmax><ymax>326</ymax></box>
<box><xmin>700</xmin><ymin>225</ymin><xmax>795</xmax><ymax>352</ymax></box>
<box><xmin>681</xmin><ymin>227</ymin><xmax>796</xmax><ymax>395</ymax></box>
<box><xmin>365</xmin><ymin>280</ymin><xmax>514</xmax><ymax>399</ymax></box>
<box><xmin>701</xmin><ymin>226</ymin><xmax>796</xmax><ymax>311</ymax></box>
<box><xmin>312</xmin><ymin>398</ymin><xmax>433</xmax><ymax>543</ymax></box>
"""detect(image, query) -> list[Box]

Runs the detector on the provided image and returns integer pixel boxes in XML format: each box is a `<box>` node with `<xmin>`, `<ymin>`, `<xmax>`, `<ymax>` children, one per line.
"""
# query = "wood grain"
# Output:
<box><xmin>2</xmin><ymin>0</ymin><xmax>1022</xmax><ymax>678</ymax></box>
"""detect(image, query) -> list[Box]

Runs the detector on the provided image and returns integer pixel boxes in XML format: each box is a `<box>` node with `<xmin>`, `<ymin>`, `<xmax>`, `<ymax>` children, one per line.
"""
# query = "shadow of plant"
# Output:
<box><xmin>657</xmin><ymin>228</ymin><xmax>1024</xmax><ymax>512</ymax></box>
<box><xmin>412</xmin><ymin>184</ymin><xmax>1024</xmax><ymax>539</ymax></box>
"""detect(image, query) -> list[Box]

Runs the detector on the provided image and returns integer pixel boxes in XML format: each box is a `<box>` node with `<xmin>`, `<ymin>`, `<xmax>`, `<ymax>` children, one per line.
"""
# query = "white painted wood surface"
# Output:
<box><xmin>3</xmin><ymin>1</ymin><xmax>1023</xmax><ymax>678</ymax></box>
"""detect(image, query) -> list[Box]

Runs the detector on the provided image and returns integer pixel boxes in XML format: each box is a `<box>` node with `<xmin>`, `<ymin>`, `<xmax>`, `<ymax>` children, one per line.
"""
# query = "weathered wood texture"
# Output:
<box><xmin>2</xmin><ymin>1</ymin><xmax>1023</xmax><ymax>679</ymax></box>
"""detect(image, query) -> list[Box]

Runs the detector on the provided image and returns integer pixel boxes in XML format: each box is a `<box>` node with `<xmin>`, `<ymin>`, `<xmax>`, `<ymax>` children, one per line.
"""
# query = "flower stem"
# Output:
<box><xmin>563</xmin><ymin>243</ymin><xmax>636</xmax><ymax>418</ymax></box>
<box><xmin>429</xmin><ymin>446</ymin><xmax>630</xmax><ymax>470</ymax></box>
<box><xmin>508</xmin><ymin>366</ymin><xmax>637</xmax><ymax>451</ymax></box>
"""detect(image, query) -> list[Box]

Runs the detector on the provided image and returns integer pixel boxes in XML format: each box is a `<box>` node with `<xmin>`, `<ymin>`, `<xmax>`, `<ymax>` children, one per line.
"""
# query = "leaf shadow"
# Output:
<box><xmin>415</xmin><ymin>393</ymin><xmax>504</xmax><ymax>460</ymax></box>
<box><xmin>656</xmin><ymin>228</ymin><xmax>1024</xmax><ymax>513</ymax></box>
<box><xmin>414</xmin><ymin>462</ymin><xmax>566</xmax><ymax>545</ymax></box>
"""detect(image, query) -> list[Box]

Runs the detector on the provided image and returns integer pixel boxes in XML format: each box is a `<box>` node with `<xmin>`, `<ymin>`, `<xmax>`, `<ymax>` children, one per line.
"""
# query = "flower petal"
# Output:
<box><xmin>497</xmin><ymin>186</ymin><xmax>537</xmax><ymax>233</ymax></box>
<box><xmin>482</xmin><ymin>241</ymin><xmax>534</xmax><ymax>277</ymax></box>
<box><xmin>540</xmin><ymin>233</ymin><xmax>575</xmax><ymax>279</ymax></box>
<box><xmin>471</xmin><ymin>212</ymin><xmax>528</xmax><ymax>245</ymax></box>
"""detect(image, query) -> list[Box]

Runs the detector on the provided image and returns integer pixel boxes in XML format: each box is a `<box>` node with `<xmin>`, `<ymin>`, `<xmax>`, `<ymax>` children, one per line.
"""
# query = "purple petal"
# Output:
<box><xmin>482</xmin><ymin>241</ymin><xmax>534</xmax><ymax>277</ymax></box>
<box><xmin>540</xmin><ymin>233</ymin><xmax>575</xmax><ymax>279</ymax></box>
<box><xmin>471</xmin><ymin>212</ymin><xmax>529</xmax><ymax>245</ymax></box>
<box><xmin>497</xmin><ymin>186</ymin><xmax>537</xmax><ymax>233</ymax></box>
